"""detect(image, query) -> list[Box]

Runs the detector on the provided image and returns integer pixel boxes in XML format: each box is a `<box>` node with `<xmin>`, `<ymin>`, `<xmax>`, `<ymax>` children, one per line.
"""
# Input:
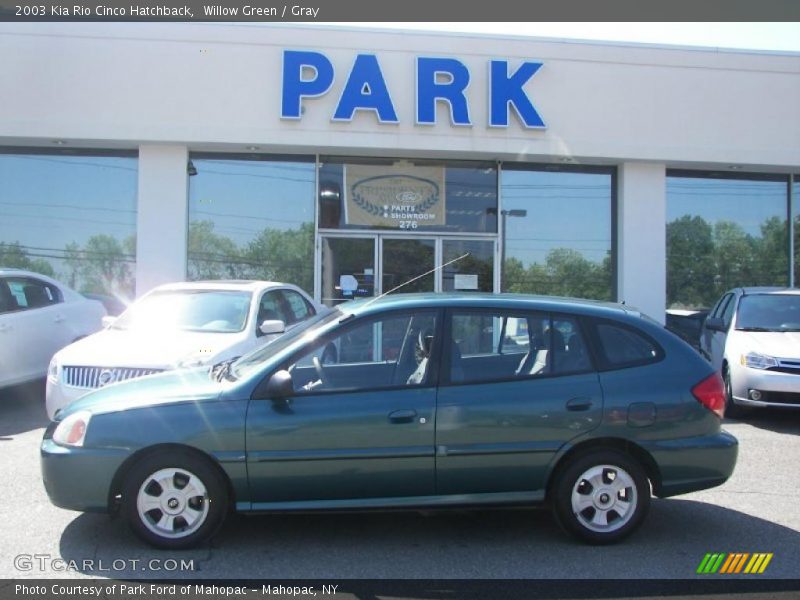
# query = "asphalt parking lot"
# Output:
<box><xmin>1</xmin><ymin>380</ymin><xmax>799</xmax><ymax>581</ymax></box>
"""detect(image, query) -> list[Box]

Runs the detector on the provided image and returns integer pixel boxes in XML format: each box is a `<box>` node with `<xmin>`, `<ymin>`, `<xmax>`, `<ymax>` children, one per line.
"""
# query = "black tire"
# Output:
<box><xmin>551</xmin><ymin>449</ymin><xmax>650</xmax><ymax>545</ymax></box>
<box><xmin>723</xmin><ymin>369</ymin><xmax>748</xmax><ymax>420</ymax></box>
<box><xmin>121</xmin><ymin>450</ymin><xmax>229</xmax><ymax>549</ymax></box>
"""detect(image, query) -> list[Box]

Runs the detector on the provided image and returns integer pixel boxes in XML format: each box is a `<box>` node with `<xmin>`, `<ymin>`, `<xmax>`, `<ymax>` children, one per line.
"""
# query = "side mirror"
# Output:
<box><xmin>266</xmin><ymin>369</ymin><xmax>294</xmax><ymax>399</ymax></box>
<box><xmin>259</xmin><ymin>319</ymin><xmax>286</xmax><ymax>336</ymax></box>
<box><xmin>705</xmin><ymin>316</ymin><xmax>725</xmax><ymax>332</ymax></box>
<box><xmin>102</xmin><ymin>315</ymin><xmax>117</xmax><ymax>328</ymax></box>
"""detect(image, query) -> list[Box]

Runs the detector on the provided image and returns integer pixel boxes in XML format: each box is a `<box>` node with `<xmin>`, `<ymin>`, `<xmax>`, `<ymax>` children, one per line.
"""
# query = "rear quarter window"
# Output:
<box><xmin>593</xmin><ymin>320</ymin><xmax>664</xmax><ymax>370</ymax></box>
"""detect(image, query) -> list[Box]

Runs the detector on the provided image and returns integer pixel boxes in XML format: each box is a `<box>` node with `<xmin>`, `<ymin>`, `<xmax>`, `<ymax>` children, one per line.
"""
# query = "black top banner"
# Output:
<box><xmin>0</xmin><ymin>0</ymin><xmax>799</xmax><ymax>22</ymax></box>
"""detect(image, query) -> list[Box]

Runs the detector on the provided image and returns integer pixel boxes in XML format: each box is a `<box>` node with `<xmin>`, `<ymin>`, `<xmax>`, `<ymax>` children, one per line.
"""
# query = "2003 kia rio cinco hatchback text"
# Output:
<box><xmin>41</xmin><ymin>294</ymin><xmax>738</xmax><ymax>548</ymax></box>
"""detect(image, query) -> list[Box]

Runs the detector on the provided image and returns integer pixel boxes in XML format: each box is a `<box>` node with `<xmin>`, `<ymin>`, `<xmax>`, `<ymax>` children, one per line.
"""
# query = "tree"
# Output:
<box><xmin>0</xmin><ymin>241</ymin><xmax>55</xmax><ymax>276</ymax></box>
<box><xmin>76</xmin><ymin>234</ymin><xmax>135</xmax><ymax>296</ymax></box>
<box><xmin>187</xmin><ymin>220</ymin><xmax>244</xmax><ymax>280</ymax></box>
<box><xmin>666</xmin><ymin>215</ymin><xmax>715</xmax><ymax>308</ymax></box>
<box><xmin>757</xmin><ymin>216</ymin><xmax>789</xmax><ymax>286</ymax></box>
<box><xmin>244</xmin><ymin>223</ymin><xmax>315</xmax><ymax>293</ymax></box>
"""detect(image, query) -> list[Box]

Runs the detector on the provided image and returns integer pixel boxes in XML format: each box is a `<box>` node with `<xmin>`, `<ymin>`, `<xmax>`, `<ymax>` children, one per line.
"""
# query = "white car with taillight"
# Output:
<box><xmin>700</xmin><ymin>287</ymin><xmax>800</xmax><ymax>417</ymax></box>
<box><xmin>0</xmin><ymin>268</ymin><xmax>105</xmax><ymax>389</ymax></box>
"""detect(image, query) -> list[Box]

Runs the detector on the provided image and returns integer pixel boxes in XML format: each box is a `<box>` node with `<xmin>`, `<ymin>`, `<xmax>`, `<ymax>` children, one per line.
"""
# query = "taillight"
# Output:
<box><xmin>692</xmin><ymin>373</ymin><xmax>725</xmax><ymax>418</ymax></box>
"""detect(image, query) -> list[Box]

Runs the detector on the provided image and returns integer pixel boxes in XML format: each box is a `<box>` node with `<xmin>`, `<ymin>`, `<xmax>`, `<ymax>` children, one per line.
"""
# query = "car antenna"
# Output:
<box><xmin>360</xmin><ymin>252</ymin><xmax>470</xmax><ymax>309</ymax></box>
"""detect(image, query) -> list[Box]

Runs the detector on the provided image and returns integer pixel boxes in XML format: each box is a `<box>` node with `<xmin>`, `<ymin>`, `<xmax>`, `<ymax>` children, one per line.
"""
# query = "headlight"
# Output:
<box><xmin>52</xmin><ymin>411</ymin><xmax>92</xmax><ymax>447</ymax></box>
<box><xmin>741</xmin><ymin>352</ymin><xmax>778</xmax><ymax>370</ymax></box>
<box><xmin>47</xmin><ymin>358</ymin><xmax>58</xmax><ymax>382</ymax></box>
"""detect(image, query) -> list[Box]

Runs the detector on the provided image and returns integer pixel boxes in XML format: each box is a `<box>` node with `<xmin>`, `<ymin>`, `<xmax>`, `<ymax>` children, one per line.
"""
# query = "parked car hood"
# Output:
<box><xmin>55</xmin><ymin>327</ymin><xmax>245</xmax><ymax>369</ymax></box>
<box><xmin>734</xmin><ymin>330</ymin><xmax>800</xmax><ymax>358</ymax></box>
<box><xmin>60</xmin><ymin>367</ymin><xmax>224</xmax><ymax>417</ymax></box>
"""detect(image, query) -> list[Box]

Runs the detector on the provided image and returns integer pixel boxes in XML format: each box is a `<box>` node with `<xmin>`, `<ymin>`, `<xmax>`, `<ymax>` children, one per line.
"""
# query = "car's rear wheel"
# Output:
<box><xmin>552</xmin><ymin>449</ymin><xmax>650</xmax><ymax>544</ymax></box>
<box><xmin>122</xmin><ymin>451</ymin><xmax>228</xmax><ymax>549</ymax></box>
<box><xmin>723</xmin><ymin>368</ymin><xmax>748</xmax><ymax>419</ymax></box>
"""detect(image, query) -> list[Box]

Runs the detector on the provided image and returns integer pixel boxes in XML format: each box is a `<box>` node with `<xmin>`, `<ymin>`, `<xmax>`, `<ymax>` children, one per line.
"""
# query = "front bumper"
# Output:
<box><xmin>41</xmin><ymin>438</ymin><xmax>130</xmax><ymax>513</ymax></box>
<box><xmin>641</xmin><ymin>431</ymin><xmax>738</xmax><ymax>498</ymax></box>
<box><xmin>731</xmin><ymin>366</ymin><xmax>800</xmax><ymax>408</ymax></box>
<box><xmin>45</xmin><ymin>379</ymin><xmax>89</xmax><ymax>421</ymax></box>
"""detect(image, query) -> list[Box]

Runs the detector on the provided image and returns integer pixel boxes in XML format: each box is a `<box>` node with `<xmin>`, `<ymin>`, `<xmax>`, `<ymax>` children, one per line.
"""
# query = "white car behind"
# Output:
<box><xmin>700</xmin><ymin>287</ymin><xmax>800</xmax><ymax>417</ymax></box>
<box><xmin>0</xmin><ymin>268</ymin><xmax>106</xmax><ymax>389</ymax></box>
<box><xmin>46</xmin><ymin>280</ymin><xmax>321</xmax><ymax>419</ymax></box>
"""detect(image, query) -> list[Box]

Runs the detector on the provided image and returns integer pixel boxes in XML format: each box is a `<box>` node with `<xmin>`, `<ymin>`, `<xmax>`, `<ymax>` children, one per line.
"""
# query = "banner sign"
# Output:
<box><xmin>344</xmin><ymin>164</ymin><xmax>445</xmax><ymax>229</ymax></box>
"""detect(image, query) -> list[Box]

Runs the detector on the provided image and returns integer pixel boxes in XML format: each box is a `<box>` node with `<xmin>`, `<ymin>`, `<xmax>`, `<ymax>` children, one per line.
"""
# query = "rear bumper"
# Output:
<box><xmin>41</xmin><ymin>438</ymin><xmax>130</xmax><ymax>512</ymax></box>
<box><xmin>641</xmin><ymin>431</ymin><xmax>738</xmax><ymax>498</ymax></box>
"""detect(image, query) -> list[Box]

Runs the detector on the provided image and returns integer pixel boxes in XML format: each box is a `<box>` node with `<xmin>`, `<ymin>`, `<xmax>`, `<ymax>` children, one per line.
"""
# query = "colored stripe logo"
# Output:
<box><xmin>697</xmin><ymin>553</ymin><xmax>773</xmax><ymax>574</ymax></box>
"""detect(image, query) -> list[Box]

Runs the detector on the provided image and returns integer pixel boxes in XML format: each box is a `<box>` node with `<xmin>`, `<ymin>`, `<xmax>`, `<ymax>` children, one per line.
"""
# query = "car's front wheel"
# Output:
<box><xmin>552</xmin><ymin>449</ymin><xmax>650</xmax><ymax>544</ymax></box>
<box><xmin>122</xmin><ymin>451</ymin><xmax>228</xmax><ymax>549</ymax></box>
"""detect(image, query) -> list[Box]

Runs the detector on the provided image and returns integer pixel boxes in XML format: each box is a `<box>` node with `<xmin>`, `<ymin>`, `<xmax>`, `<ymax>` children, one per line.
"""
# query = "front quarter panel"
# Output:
<box><xmin>79</xmin><ymin>398</ymin><xmax>247</xmax><ymax>509</ymax></box>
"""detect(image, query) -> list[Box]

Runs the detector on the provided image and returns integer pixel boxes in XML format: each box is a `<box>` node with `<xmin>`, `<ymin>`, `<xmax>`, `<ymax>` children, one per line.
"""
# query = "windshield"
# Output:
<box><xmin>112</xmin><ymin>290</ymin><xmax>252</xmax><ymax>333</ymax></box>
<box><xmin>231</xmin><ymin>308</ymin><xmax>342</xmax><ymax>379</ymax></box>
<box><xmin>736</xmin><ymin>294</ymin><xmax>800</xmax><ymax>332</ymax></box>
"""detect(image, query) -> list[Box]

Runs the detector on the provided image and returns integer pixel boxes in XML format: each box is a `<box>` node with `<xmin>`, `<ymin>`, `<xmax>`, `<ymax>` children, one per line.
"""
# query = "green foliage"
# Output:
<box><xmin>666</xmin><ymin>215</ymin><xmax>792</xmax><ymax>309</ymax></box>
<box><xmin>503</xmin><ymin>250</ymin><xmax>612</xmax><ymax>301</ymax></box>
<box><xmin>187</xmin><ymin>220</ymin><xmax>314</xmax><ymax>294</ymax></box>
<box><xmin>0</xmin><ymin>241</ymin><xmax>56</xmax><ymax>277</ymax></box>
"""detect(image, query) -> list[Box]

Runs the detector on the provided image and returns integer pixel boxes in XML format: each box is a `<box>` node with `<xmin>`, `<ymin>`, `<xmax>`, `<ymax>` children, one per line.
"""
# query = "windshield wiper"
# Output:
<box><xmin>211</xmin><ymin>357</ymin><xmax>238</xmax><ymax>382</ymax></box>
<box><xmin>736</xmin><ymin>327</ymin><xmax>776</xmax><ymax>332</ymax></box>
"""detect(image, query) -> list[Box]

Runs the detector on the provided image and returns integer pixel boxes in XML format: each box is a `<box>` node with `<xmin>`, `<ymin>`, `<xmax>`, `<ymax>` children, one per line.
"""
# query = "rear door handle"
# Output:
<box><xmin>566</xmin><ymin>397</ymin><xmax>593</xmax><ymax>412</ymax></box>
<box><xmin>388</xmin><ymin>409</ymin><xmax>417</xmax><ymax>424</ymax></box>
<box><xmin>0</xmin><ymin>323</ymin><xmax>9</xmax><ymax>332</ymax></box>
<box><xmin>54</xmin><ymin>314</ymin><xmax>65</xmax><ymax>323</ymax></box>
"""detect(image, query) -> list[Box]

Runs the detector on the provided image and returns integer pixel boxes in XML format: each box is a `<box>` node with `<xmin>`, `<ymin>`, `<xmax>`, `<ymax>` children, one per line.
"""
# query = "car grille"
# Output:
<box><xmin>63</xmin><ymin>366</ymin><xmax>164</xmax><ymax>389</ymax></box>
<box><xmin>758</xmin><ymin>392</ymin><xmax>800</xmax><ymax>406</ymax></box>
<box><xmin>768</xmin><ymin>358</ymin><xmax>800</xmax><ymax>375</ymax></box>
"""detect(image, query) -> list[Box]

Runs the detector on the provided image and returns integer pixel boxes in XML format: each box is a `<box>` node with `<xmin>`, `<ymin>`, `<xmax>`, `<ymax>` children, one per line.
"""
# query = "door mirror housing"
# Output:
<box><xmin>259</xmin><ymin>319</ymin><xmax>286</xmax><ymax>336</ymax></box>
<box><xmin>266</xmin><ymin>369</ymin><xmax>294</xmax><ymax>399</ymax></box>
<box><xmin>705</xmin><ymin>316</ymin><xmax>726</xmax><ymax>332</ymax></box>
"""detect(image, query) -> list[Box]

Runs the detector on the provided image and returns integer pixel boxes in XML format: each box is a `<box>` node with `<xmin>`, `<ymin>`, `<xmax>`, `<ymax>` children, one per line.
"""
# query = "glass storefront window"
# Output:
<box><xmin>442</xmin><ymin>239</ymin><xmax>494</xmax><ymax>292</ymax></box>
<box><xmin>187</xmin><ymin>155</ymin><xmax>316</xmax><ymax>294</ymax></box>
<box><xmin>666</xmin><ymin>171</ymin><xmax>789</xmax><ymax>310</ymax></box>
<box><xmin>318</xmin><ymin>157</ymin><xmax>497</xmax><ymax>234</ymax></box>
<box><xmin>0</xmin><ymin>151</ymin><xmax>138</xmax><ymax>299</ymax></box>
<box><xmin>794</xmin><ymin>176</ymin><xmax>799</xmax><ymax>287</ymax></box>
<box><xmin>499</xmin><ymin>165</ymin><xmax>614</xmax><ymax>301</ymax></box>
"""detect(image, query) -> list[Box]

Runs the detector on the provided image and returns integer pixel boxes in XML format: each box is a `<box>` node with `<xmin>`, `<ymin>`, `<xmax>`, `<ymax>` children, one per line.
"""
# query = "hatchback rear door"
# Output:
<box><xmin>434</xmin><ymin>309</ymin><xmax>603</xmax><ymax>496</ymax></box>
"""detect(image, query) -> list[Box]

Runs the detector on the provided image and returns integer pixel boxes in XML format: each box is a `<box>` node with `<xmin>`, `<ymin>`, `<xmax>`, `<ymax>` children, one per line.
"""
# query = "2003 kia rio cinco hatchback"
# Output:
<box><xmin>42</xmin><ymin>294</ymin><xmax>738</xmax><ymax>548</ymax></box>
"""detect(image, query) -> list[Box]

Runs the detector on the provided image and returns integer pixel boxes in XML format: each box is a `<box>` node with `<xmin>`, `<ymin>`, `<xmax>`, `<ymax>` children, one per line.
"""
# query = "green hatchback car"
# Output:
<box><xmin>41</xmin><ymin>293</ymin><xmax>738</xmax><ymax>548</ymax></box>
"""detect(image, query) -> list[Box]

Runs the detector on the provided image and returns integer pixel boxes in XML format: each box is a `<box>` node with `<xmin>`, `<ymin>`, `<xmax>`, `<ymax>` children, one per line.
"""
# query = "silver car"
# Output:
<box><xmin>700</xmin><ymin>287</ymin><xmax>800</xmax><ymax>417</ymax></box>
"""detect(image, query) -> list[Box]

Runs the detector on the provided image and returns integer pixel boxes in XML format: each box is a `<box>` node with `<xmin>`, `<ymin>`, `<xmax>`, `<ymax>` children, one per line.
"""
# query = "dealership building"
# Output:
<box><xmin>0</xmin><ymin>23</ymin><xmax>798</xmax><ymax>321</ymax></box>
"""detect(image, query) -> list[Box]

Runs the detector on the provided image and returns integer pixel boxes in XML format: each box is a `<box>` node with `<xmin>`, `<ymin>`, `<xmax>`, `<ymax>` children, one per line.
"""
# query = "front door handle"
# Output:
<box><xmin>54</xmin><ymin>314</ymin><xmax>65</xmax><ymax>323</ymax></box>
<box><xmin>388</xmin><ymin>409</ymin><xmax>417</xmax><ymax>424</ymax></box>
<box><xmin>566</xmin><ymin>397</ymin><xmax>593</xmax><ymax>412</ymax></box>
<box><xmin>0</xmin><ymin>323</ymin><xmax>9</xmax><ymax>332</ymax></box>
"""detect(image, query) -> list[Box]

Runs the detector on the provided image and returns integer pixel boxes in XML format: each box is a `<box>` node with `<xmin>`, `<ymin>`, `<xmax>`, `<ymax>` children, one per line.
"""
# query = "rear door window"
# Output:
<box><xmin>593</xmin><ymin>321</ymin><xmax>663</xmax><ymax>370</ymax></box>
<box><xmin>448</xmin><ymin>311</ymin><xmax>592</xmax><ymax>384</ymax></box>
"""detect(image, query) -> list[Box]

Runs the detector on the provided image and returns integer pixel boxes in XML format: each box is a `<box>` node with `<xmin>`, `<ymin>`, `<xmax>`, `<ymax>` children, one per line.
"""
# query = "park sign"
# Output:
<box><xmin>281</xmin><ymin>50</ymin><xmax>546</xmax><ymax>129</ymax></box>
